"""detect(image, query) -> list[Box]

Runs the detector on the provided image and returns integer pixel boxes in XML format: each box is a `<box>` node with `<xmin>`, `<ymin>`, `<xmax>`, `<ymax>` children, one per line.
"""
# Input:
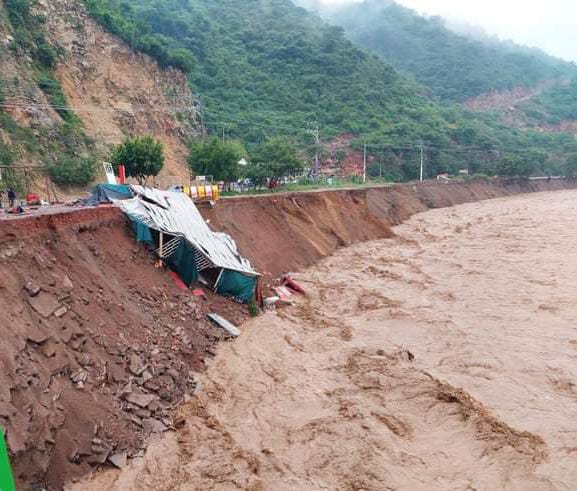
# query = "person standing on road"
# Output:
<box><xmin>7</xmin><ymin>187</ymin><xmax>16</xmax><ymax>208</ymax></box>
<box><xmin>0</xmin><ymin>188</ymin><xmax>3</xmax><ymax>208</ymax></box>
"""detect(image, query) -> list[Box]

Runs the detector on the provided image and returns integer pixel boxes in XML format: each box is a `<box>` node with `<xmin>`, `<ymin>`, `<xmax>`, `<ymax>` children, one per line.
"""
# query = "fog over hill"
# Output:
<box><xmin>295</xmin><ymin>0</ymin><xmax>576</xmax><ymax>103</ymax></box>
<box><xmin>305</xmin><ymin>0</ymin><xmax>577</xmax><ymax>63</ymax></box>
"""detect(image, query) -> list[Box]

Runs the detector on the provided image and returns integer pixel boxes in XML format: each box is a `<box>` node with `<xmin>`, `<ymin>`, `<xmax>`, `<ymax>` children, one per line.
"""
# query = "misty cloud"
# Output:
<box><xmin>315</xmin><ymin>0</ymin><xmax>577</xmax><ymax>62</ymax></box>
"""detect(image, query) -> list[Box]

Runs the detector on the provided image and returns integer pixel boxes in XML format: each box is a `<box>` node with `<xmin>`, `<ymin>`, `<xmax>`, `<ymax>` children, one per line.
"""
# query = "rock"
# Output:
<box><xmin>148</xmin><ymin>400</ymin><xmax>162</xmax><ymax>413</ymax></box>
<box><xmin>107</xmin><ymin>363</ymin><xmax>127</xmax><ymax>384</ymax></box>
<box><xmin>142</xmin><ymin>418</ymin><xmax>167</xmax><ymax>435</ymax></box>
<box><xmin>41</xmin><ymin>339</ymin><xmax>58</xmax><ymax>358</ymax></box>
<box><xmin>128</xmin><ymin>414</ymin><xmax>143</xmax><ymax>427</ymax></box>
<box><xmin>108</xmin><ymin>452</ymin><xmax>128</xmax><ymax>469</ymax></box>
<box><xmin>62</xmin><ymin>274</ymin><xmax>74</xmax><ymax>290</ymax></box>
<box><xmin>143</xmin><ymin>380</ymin><xmax>160</xmax><ymax>392</ymax></box>
<box><xmin>25</xmin><ymin>283</ymin><xmax>41</xmax><ymax>297</ymax></box>
<box><xmin>135</xmin><ymin>409</ymin><xmax>151</xmax><ymax>419</ymax></box>
<box><xmin>120</xmin><ymin>381</ymin><xmax>133</xmax><ymax>396</ymax></box>
<box><xmin>75</xmin><ymin>353</ymin><xmax>91</xmax><ymax>367</ymax></box>
<box><xmin>68</xmin><ymin>448</ymin><xmax>80</xmax><ymax>463</ymax></box>
<box><xmin>25</xmin><ymin>326</ymin><xmax>51</xmax><ymax>345</ymax></box>
<box><xmin>173</xmin><ymin>415</ymin><xmax>186</xmax><ymax>429</ymax></box>
<box><xmin>166</xmin><ymin>369</ymin><xmax>180</xmax><ymax>380</ymax></box>
<box><xmin>69</xmin><ymin>335</ymin><xmax>87</xmax><ymax>351</ymax></box>
<box><xmin>54</xmin><ymin>306</ymin><xmax>68</xmax><ymax>318</ymax></box>
<box><xmin>141</xmin><ymin>371</ymin><xmax>153</xmax><ymax>383</ymax></box>
<box><xmin>87</xmin><ymin>443</ymin><xmax>112</xmax><ymax>465</ymax></box>
<box><xmin>128</xmin><ymin>353</ymin><xmax>145</xmax><ymax>376</ymax></box>
<box><xmin>124</xmin><ymin>392</ymin><xmax>157</xmax><ymax>408</ymax></box>
<box><xmin>28</xmin><ymin>293</ymin><xmax>60</xmax><ymax>318</ymax></box>
<box><xmin>70</xmin><ymin>369</ymin><xmax>88</xmax><ymax>384</ymax></box>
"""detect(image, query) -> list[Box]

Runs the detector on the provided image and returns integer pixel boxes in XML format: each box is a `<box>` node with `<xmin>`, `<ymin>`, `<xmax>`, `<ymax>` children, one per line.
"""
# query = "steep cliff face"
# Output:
<box><xmin>41</xmin><ymin>0</ymin><xmax>199</xmax><ymax>181</ymax></box>
<box><xmin>0</xmin><ymin>0</ymin><xmax>200</xmax><ymax>184</ymax></box>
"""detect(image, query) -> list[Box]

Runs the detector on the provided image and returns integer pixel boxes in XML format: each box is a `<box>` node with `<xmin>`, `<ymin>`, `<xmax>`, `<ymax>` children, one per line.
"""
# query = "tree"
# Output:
<box><xmin>188</xmin><ymin>138</ymin><xmax>246</xmax><ymax>183</ymax></box>
<box><xmin>565</xmin><ymin>153</ymin><xmax>577</xmax><ymax>178</ymax></box>
<box><xmin>111</xmin><ymin>136</ymin><xmax>164</xmax><ymax>184</ymax></box>
<box><xmin>251</xmin><ymin>138</ymin><xmax>303</xmax><ymax>179</ymax></box>
<box><xmin>495</xmin><ymin>153</ymin><xmax>536</xmax><ymax>178</ymax></box>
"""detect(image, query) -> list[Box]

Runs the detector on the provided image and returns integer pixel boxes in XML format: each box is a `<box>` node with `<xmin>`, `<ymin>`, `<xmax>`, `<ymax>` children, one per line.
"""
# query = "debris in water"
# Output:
<box><xmin>282</xmin><ymin>276</ymin><xmax>306</xmax><ymax>295</ymax></box>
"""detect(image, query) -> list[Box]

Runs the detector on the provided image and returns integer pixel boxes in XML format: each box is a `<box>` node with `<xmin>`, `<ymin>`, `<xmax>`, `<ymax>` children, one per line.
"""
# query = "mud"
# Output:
<box><xmin>71</xmin><ymin>188</ymin><xmax>577</xmax><ymax>490</ymax></box>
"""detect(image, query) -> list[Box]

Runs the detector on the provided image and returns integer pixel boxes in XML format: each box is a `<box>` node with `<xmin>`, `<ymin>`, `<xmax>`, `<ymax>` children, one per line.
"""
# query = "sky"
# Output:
<box><xmin>319</xmin><ymin>0</ymin><xmax>577</xmax><ymax>62</ymax></box>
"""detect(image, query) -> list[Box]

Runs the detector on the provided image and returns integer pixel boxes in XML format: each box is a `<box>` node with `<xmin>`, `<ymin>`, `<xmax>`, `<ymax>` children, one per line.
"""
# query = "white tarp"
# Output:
<box><xmin>120</xmin><ymin>186</ymin><xmax>258</xmax><ymax>276</ymax></box>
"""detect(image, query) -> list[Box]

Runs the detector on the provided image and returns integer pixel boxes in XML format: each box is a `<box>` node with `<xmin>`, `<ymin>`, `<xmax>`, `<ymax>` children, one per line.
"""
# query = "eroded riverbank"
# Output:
<box><xmin>71</xmin><ymin>189</ymin><xmax>577</xmax><ymax>490</ymax></box>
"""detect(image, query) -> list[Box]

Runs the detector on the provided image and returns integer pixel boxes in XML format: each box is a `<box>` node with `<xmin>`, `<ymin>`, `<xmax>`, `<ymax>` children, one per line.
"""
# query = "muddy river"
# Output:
<box><xmin>72</xmin><ymin>190</ymin><xmax>577</xmax><ymax>490</ymax></box>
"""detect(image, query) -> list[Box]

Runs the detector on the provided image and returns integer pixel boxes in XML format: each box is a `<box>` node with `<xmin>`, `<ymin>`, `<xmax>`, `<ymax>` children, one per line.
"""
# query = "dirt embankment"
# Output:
<box><xmin>1</xmin><ymin>178</ymin><xmax>576</xmax><ymax>490</ymax></box>
<box><xmin>206</xmin><ymin>178</ymin><xmax>577</xmax><ymax>277</ymax></box>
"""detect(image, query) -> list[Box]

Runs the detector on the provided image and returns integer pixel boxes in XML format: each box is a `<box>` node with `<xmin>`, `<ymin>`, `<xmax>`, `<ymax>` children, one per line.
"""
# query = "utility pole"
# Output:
<box><xmin>306</xmin><ymin>122</ymin><xmax>320</xmax><ymax>177</ymax></box>
<box><xmin>363</xmin><ymin>141</ymin><xmax>367</xmax><ymax>184</ymax></box>
<box><xmin>419</xmin><ymin>142</ymin><xmax>424</xmax><ymax>183</ymax></box>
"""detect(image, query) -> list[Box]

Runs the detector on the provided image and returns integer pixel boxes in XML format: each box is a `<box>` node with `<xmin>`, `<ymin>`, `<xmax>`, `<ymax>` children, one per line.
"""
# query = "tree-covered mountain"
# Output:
<box><xmin>82</xmin><ymin>0</ymin><xmax>577</xmax><ymax>178</ymax></box>
<box><xmin>85</xmin><ymin>0</ymin><xmax>452</xmax><ymax>144</ymax></box>
<box><xmin>519</xmin><ymin>80</ymin><xmax>577</xmax><ymax>126</ymax></box>
<box><xmin>323</xmin><ymin>0</ymin><xmax>577</xmax><ymax>103</ymax></box>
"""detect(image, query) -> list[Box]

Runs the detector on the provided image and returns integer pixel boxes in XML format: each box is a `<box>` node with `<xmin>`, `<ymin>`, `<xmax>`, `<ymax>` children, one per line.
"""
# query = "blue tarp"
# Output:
<box><xmin>85</xmin><ymin>184</ymin><xmax>133</xmax><ymax>205</ymax></box>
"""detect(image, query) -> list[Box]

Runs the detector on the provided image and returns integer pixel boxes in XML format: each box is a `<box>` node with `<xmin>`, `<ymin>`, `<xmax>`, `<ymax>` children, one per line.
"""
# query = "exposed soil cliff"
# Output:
<box><xmin>0</xmin><ymin>0</ymin><xmax>199</xmax><ymax>183</ymax></box>
<box><xmin>205</xmin><ymin>178</ymin><xmax>576</xmax><ymax>277</ymax></box>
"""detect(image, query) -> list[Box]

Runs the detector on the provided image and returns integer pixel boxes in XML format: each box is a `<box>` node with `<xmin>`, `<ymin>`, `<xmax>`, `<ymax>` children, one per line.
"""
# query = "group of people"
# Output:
<box><xmin>0</xmin><ymin>188</ymin><xmax>16</xmax><ymax>209</ymax></box>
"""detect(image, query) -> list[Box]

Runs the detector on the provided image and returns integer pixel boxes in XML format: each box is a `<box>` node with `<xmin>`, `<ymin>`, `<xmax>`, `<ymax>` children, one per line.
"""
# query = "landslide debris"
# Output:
<box><xmin>0</xmin><ymin>215</ymin><xmax>246</xmax><ymax>490</ymax></box>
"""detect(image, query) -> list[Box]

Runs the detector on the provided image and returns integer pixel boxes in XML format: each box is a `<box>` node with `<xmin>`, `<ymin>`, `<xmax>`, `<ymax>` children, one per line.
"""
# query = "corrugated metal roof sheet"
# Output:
<box><xmin>120</xmin><ymin>186</ymin><xmax>258</xmax><ymax>277</ymax></box>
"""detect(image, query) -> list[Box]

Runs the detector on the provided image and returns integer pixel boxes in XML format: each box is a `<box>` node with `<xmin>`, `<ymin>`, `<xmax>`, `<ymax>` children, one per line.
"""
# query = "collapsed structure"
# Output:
<box><xmin>118</xmin><ymin>186</ymin><xmax>259</xmax><ymax>303</ymax></box>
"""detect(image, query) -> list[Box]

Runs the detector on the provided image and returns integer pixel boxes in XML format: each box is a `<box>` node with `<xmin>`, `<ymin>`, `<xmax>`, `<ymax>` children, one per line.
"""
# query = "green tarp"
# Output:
<box><xmin>166</xmin><ymin>241</ymin><xmax>199</xmax><ymax>286</ymax></box>
<box><xmin>129</xmin><ymin>217</ymin><xmax>153</xmax><ymax>244</ymax></box>
<box><xmin>216</xmin><ymin>270</ymin><xmax>257</xmax><ymax>303</ymax></box>
<box><xmin>0</xmin><ymin>431</ymin><xmax>15</xmax><ymax>491</ymax></box>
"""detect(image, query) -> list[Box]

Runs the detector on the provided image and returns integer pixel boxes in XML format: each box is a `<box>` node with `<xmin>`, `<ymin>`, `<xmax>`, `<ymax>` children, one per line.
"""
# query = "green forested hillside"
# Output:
<box><xmin>83</xmin><ymin>0</ymin><xmax>577</xmax><ymax>178</ymax></box>
<box><xmin>85</xmin><ymin>0</ymin><xmax>452</xmax><ymax>143</ymax></box>
<box><xmin>326</xmin><ymin>0</ymin><xmax>576</xmax><ymax>102</ymax></box>
<box><xmin>520</xmin><ymin>80</ymin><xmax>577</xmax><ymax>125</ymax></box>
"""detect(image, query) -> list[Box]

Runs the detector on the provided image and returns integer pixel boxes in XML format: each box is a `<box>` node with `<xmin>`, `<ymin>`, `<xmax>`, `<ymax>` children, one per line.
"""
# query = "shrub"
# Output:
<box><xmin>46</xmin><ymin>157</ymin><xmax>97</xmax><ymax>186</ymax></box>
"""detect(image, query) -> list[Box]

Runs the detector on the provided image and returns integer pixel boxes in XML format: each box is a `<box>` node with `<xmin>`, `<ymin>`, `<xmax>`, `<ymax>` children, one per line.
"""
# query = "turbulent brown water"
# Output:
<box><xmin>72</xmin><ymin>190</ymin><xmax>577</xmax><ymax>490</ymax></box>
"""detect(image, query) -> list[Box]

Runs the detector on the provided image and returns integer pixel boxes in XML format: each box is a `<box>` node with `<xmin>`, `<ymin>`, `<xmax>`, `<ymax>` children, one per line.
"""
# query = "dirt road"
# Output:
<box><xmin>72</xmin><ymin>189</ymin><xmax>577</xmax><ymax>490</ymax></box>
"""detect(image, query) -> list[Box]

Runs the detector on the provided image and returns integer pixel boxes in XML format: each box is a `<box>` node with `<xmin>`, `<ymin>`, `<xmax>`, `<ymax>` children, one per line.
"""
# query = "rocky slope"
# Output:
<box><xmin>0</xmin><ymin>0</ymin><xmax>200</xmax><ymax>184</ymax></box>
<box><xmin>0</xmin><ymin>208</ymin><xmax>246</xmax><ymax>490</ymax></box>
